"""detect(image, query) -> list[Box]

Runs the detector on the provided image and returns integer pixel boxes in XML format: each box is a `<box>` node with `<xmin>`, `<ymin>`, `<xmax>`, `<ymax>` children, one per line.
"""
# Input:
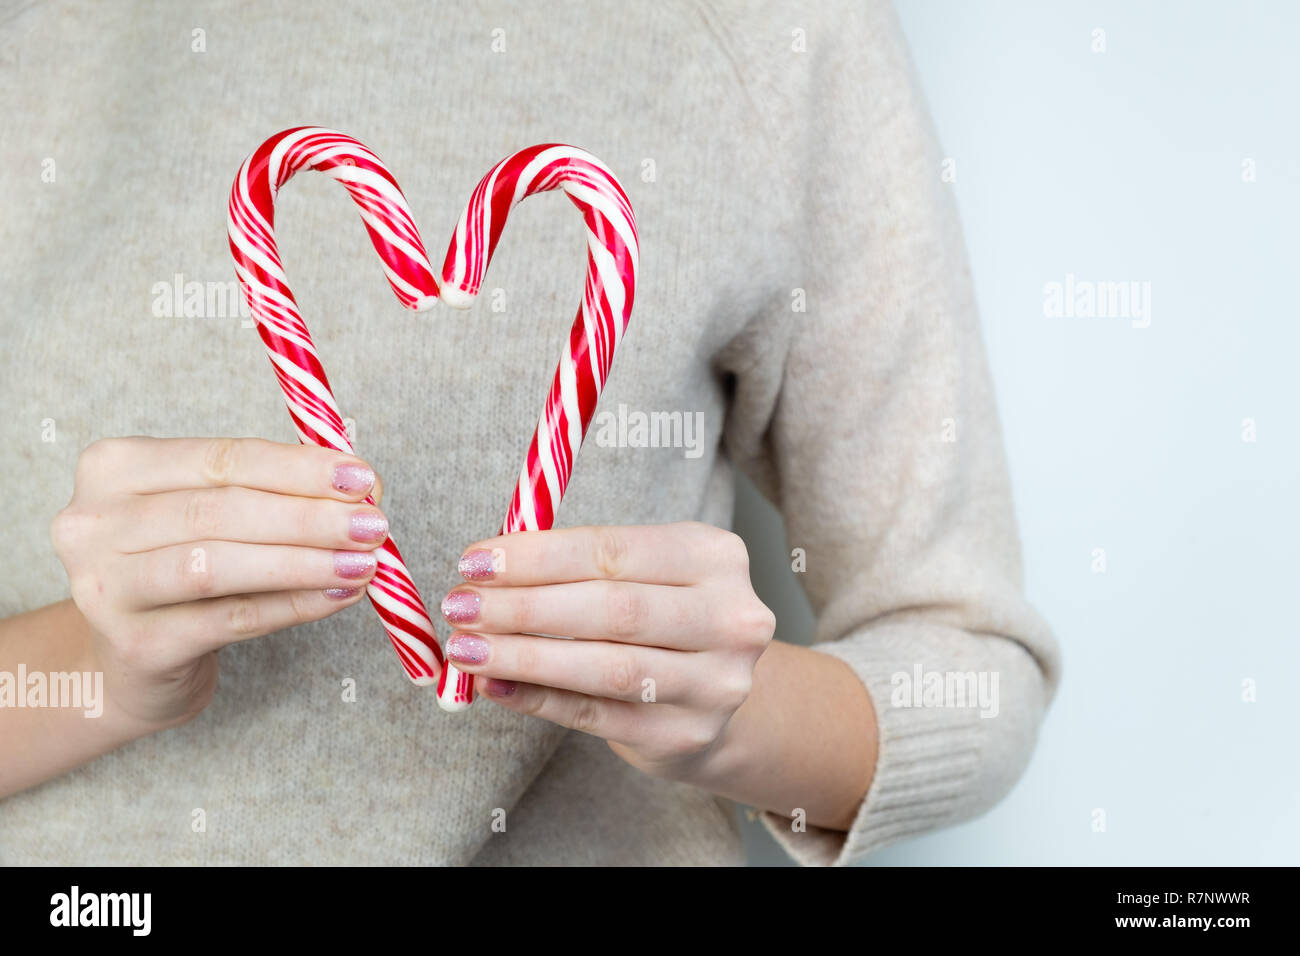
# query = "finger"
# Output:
<box><xmin>115</xmin><ymin>487</ymin><xmax>389</xmax><ymax>554</ymax></box>
<box><xmin>455</xmin><ymin>523</ymin><xmax>743</xmax><ymax>588</ymax></box>
<box><xmin>477</xmin><ymin>677</ymin><xmax>645</xmax><ymax>743</ymax></box>
<box><xmin>444</xmin><ymin>631</ymin><xmax>701</xmax><ymax>704</ymax></box>
<box><xmin>121</xmin><ymin>541</ymin><xmax>378</xmax><ymax>608</ymax></box>
<box><xmin>439</xmin><ymin>580</ymin><xmax>714</xmax><ymax>650</ymax></box>
<box><xmin>143</xmin><ymin>586</ymin><xmax>368</xmax><ymax>657</ymax></box>
<box><xmin>109</xmin><ymin>437</ymin><xmax>378</xmax><ymax>501</ymax></box>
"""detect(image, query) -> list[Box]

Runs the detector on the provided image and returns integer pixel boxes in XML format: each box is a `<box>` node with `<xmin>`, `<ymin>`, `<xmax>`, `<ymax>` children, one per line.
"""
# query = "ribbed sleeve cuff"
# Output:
<box><xmin>759</xmin><ymin>628</ymin><xmax>1041</xmax><ymax>866</ymax></box>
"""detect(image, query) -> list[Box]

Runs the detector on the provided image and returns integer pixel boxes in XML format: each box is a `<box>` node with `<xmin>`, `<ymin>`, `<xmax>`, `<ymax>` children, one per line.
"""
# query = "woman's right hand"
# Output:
<box><xmin>50</xmin><ymin>437</ymin><xmax>388</xmax><ymax>731</ymax></box>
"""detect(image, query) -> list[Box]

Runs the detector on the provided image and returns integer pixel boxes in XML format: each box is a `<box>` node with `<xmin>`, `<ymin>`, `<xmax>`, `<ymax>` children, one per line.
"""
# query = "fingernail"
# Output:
<box><xmin>335</xmin><ymin>551</ymin><xmax>378</xmax><ymax>579</ymax></box>
<box><xmin>446</xmin><ymin>633</ymin><xmax>490</xmax><ymax>665</ymax></box>
<box><xmin>486</xmin><ymin>679</ymin><xmax>517</xmax><ymax>697</ymax></box>
<box><xmin>349</xmin><ymin>511</ymin><xmax>389</xmax><ymax>543</ymax></box>
<box><xmin>325</xmin><ymin>587</ymin><xmax>360</xmax><ymax>600</ymax></box>
<box><xmin>441</xmin><ymin>589</ymin><xmax>480</xmax><ymax>624</ymax></box>
<box><xmin>333</xmin><ymin>463</ymin><xmax>376</xmax><ymax>495</ymax></box>
<box><xmin>458</xmin><ymin>549</ymin><xmax>496</xmax><ymax>581</ymax></box>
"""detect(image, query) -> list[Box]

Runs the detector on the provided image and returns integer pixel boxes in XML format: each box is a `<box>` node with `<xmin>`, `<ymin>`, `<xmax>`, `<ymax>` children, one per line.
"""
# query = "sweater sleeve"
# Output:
<box><xmin>710</xmin><ymin>0</ymin><xmax>1062</xmax><ymax>866</ymax></box>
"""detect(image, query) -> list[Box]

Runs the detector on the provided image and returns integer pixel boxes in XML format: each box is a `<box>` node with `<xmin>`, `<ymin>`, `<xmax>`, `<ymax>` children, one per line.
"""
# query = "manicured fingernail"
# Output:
<box><xmin>333</xmin><ymin>463</ymin><xmax>376</xmax><ymax>495</ymax></box>
<box><xmin>335</xmin><ymin>551</ymin><xmax>378</xmax><ymax>579</ymax></box>
<box><xmin>349</xmin><ymin>511</ymin><xmax>389</xmax><ymax>543</ymax></box>
<box><xmin>485</xmin><ymin>679</ymin><xmax>517</xmax><ymax>697</ymax></box>
<box><xmin>441</xmin><ymin>589</ymin><xmax>480</xmax><ymax>624</ymax></box>
<box><xmin>325</xmin><ymin>587</ymin><xmax>360</xmax><ymax>600</ymax></box>
<box><xmin>446</xmin><ymin>633</ymin><xmax>490</xmax><ymax>665</ymax></box>
<box><xmin>458</xmin><ymin>549</ymin><xmax>496</xmax><ymax>581</ymax></box>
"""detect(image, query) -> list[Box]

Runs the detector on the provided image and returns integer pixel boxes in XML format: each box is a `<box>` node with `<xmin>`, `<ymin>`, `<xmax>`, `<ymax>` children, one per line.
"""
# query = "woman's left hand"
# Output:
<box><xmin>439</xmin><ymin>522</ymin><xmax>776</xmax><ymax>780</ymax></box>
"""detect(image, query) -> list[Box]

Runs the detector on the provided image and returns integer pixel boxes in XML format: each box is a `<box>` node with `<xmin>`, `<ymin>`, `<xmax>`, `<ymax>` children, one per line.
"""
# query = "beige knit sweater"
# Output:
<box><xmin>0</xmin><ymin>0</ymin><xmax>1059</xmax><ymax>866</ymax></box>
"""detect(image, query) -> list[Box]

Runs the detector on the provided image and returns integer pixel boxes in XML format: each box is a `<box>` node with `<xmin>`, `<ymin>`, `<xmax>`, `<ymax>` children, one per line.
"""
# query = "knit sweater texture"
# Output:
<box><xmin>0</xmin><ymin>0</ymin><xmax>1060</xmax><ymax>865</ymax></box>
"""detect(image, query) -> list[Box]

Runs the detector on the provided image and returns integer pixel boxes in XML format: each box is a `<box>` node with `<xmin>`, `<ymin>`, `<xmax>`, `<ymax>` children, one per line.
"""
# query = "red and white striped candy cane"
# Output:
<box><xmin>432</xmin><ymin>144</ymin><xmax>640</xmax><ymax>710</ymax></box>
<box><xmin>227</xmin><ymin>129</ymin><xmax>638</xmax><ymax>714</ymax></box>
<box><xmin>227</xmin><ymin>127</ymin><xmax>445</xmax><ymax>691</ymax></box>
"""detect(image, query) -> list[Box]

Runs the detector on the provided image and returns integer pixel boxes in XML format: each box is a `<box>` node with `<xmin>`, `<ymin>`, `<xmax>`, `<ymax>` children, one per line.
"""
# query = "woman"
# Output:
<box><xmin>0</xmin><ymin>0</ymin><xmax>1058</xmax><ymax>865</ymax></box>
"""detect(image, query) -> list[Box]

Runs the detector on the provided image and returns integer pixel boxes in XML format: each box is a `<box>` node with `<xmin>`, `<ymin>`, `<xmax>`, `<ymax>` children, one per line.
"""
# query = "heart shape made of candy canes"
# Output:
<box><xmin>227</xmin><ymin>127</ymin><xmax>638</xmax><ymax>713</ymax></box>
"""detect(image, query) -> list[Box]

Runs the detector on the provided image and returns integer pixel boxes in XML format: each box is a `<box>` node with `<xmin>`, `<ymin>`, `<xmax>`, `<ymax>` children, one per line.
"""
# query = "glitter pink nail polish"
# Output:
<box><xmin>335</xmin><ymin>551</ymin><xmax>377</xmax><ymax>580</ymax></box>
<box><xmin>458</xmin><ymin>549</ymin><xmax>496</xmax><ymax>581</ymax></box>
<box><xmin>325</xmin><ymin>587</ymin><xmax>360</xmax><ymax>600</ymax></box>
<box><xmin>349</xmin><ymin>511</ymin><xmax>389</xmax><ymax>542</ymax></box>
<box><xmin>441</xmin><ymin>589</ymin><xmax>481</xmax><ymax>624</ymax></box>
<box><xmin>486</xmin><ymin>679</ymin><xmax>517</xmax><ymax>697</ymax></box>
<box><xmin>333</xmin><ymin>463</ymin><xmax>376</xmax><ymax>495</ymax></box>
<box><xmin>446</xmin><ymin>633</ymin><xmax>490</xmax><ymax>664</ymax></box>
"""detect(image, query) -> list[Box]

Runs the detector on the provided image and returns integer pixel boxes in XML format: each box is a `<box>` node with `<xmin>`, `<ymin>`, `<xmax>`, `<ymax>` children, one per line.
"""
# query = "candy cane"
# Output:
<box><xmin>227</xmin><ymin>128</ymin><xmax>638</xmax><ymax>713</ymax></box>
<box><xmin>433</xmin><ymin>144</ymin><xmax>639</xmax><ymax>709</ymax></box>
<box><xmin>228</xmin><ymin>128</ymin><xmax>445</xmax><ymax>693</ymax></box>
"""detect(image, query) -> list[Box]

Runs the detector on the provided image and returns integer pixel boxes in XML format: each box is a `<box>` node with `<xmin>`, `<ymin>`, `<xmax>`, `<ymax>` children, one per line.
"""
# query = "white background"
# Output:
<box><xmin>736</xmin><ymin>0</ymin><xmax>1299</xmax><ymax>865</ymax></box>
